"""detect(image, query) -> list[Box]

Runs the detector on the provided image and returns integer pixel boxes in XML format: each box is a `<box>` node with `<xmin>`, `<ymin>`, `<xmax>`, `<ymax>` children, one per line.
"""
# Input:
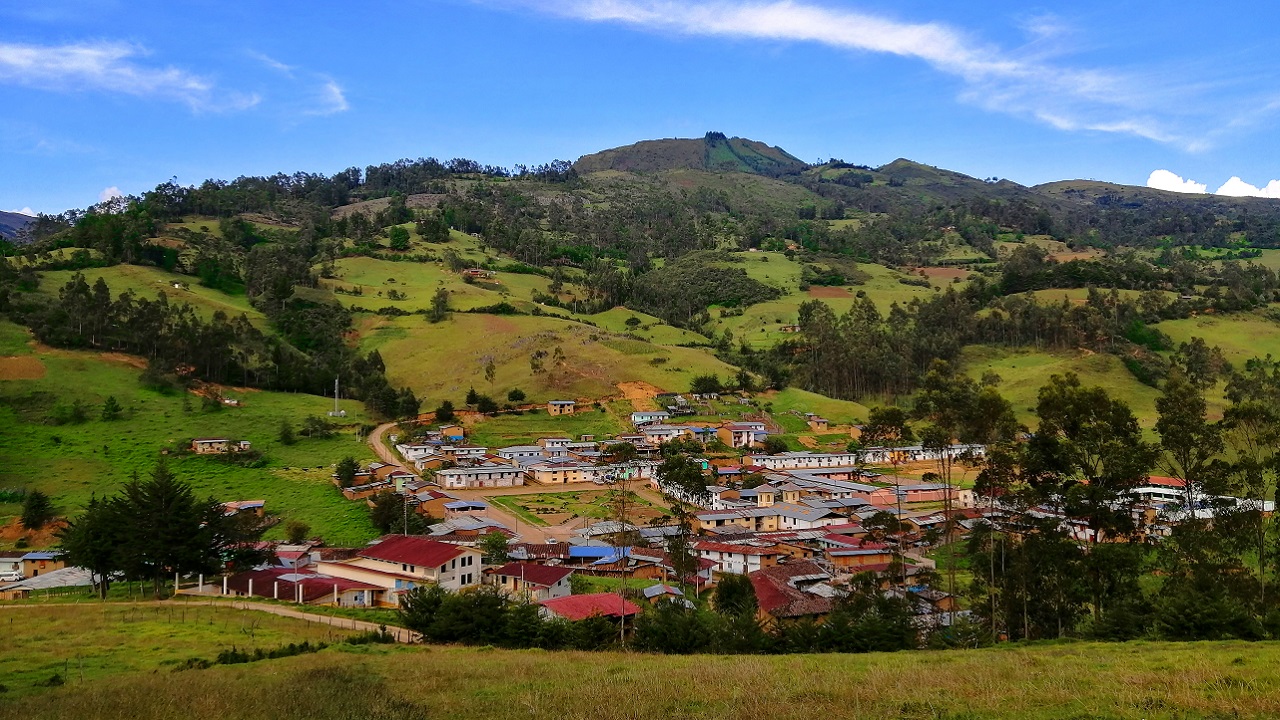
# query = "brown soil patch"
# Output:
<box><xmin>796</xmin><ymin>435</ymin><xmax>820</xmax><ymax>449</ymax></box>
<box><xmin>98</xmin><ymin>352</ymin><xmax>147</xmax><ymax>370</ymax></box>
<box><xmin>540</xmin><ymin>513</ymin><xmax>574</xmax><ymax>525</ymax></box>
<box><xmin>0</xmin><ymin>517</ymin><xmax>66</xmax><ymax>548</ymax></box>
<box><xmin>482</xmin><ymin>315</ymin><xmax>520</xmax><ymax>334</ymax></box>
<box><xmin>617</xmin><ymin>381</ymin><xmax>663</xmax><ymax>410</ymax></box>
<box><xmin>918</xmin><ymin>266</ymin><xmax>971</xmax><ymax>280</ymax></box>
<box><xmin>807</xmin><ymin>286</ymin><xmax>853</xmax><ymax>299</ymax></box>
<box><xmin>0</xmin><ymin>355</ymin><xmax>45</xmax><ymax>380</ymax></box>
<box><xmin>1050</xmin><ymin>249</ymin><xmax>1104</xmax><ymax>262</ymax></box>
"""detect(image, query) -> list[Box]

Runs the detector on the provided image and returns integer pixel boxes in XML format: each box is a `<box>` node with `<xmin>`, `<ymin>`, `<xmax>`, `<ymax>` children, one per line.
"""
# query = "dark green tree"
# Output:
<box><xmin>100</xmin><ymin>395</ymin><xmax>123</xmax><ymax>421</ymax></box>
<box><xmin>434</xmin><ymin>400</ymin><xmax>456</xmax><ymax>422</ymax></box>
<box><xmin>334</xmin><ymin>456</ymin><xmax>360</xmax><ymax>488</ymax></box>
<box><xmin>278</xmin><ymin>420</ymin><xmax>296</xmax><ymax>446</ymax></box>
<box><xmin>427</xmin><ymin>287</ymin><xmax>450</xmax><ymax>323</ymax></box>
<box><xmin>20</xmin><ymin>490</ymin><xmax>56</xmax><ymax>530</ymax></box>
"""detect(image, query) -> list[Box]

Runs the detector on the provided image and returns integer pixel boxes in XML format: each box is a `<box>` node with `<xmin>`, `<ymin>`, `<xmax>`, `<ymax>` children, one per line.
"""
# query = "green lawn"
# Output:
<box><xmin>0</xmin><ymin>322</ymin><xmax>378</xmax><ymax>547</ymax></box>
<box><xmin>491</xmin><ymin>490</ymin><xmax>660</xmax><ymax>527</ymax></box>
<box><xmin>1156</xmin><ymin>311</ymin><xmax>1280</xmax><ymax>365</ymax></box>
<box><xmin>10</xmin><ymin>633</ymin><xmax>1280</xmax><ymax>718</ymax></box>
<box><xmin>0</xmin><ymin>603</ymin><xmax>357</xmax><ymax>698</ymax></box>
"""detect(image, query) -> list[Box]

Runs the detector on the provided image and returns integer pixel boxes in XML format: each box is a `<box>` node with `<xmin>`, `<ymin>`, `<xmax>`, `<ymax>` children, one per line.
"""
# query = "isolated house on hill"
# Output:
<box><xmin>191</xmin><ymin>438</ymin><xmax>251</xmax><ymax>454</ymax></box>
<box><xmin>547</xmin><ymin>400</ymin><xmax>576</xmax><ymax>416</ymax></box>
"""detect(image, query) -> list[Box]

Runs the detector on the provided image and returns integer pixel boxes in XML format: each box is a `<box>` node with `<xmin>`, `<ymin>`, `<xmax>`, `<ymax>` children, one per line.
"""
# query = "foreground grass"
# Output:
<box><xmin>0</xmin><ymin>603</ymin><xmax>356</xmax><ymax>697</ymax></box>
<box><xmin>7</xmin><ymin>635</ymin><xmax>1280</xmax><ymax>719</ymax></box>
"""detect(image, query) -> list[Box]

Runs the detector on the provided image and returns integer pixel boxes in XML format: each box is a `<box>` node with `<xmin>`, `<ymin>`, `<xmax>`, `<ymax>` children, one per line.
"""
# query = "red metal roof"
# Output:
<box><xmin>539</xmin><ymin>592</ymin><xmax>641</xmax><ymax>621</ymax></box>
<box><xmin>359</xmin><ymin>535</ymin><xmax>466</xmax><ymax>567</ymax></box>
<box><xmin>486</xmin><ymin>562</ymin><xmax>574</xmax><ymax>587</ymax></box>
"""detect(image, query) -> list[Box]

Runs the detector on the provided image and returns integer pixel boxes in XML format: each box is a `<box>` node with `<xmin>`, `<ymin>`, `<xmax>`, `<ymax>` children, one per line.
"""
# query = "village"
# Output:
<box><xmin>1</xmin><ymin>391</ymin><xmax>1238</xmax><ymax>637</ymax></box>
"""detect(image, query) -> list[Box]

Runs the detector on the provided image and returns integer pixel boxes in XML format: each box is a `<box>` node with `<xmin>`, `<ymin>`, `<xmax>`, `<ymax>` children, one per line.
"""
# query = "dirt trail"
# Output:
<box><xmin>171</xmin><ymin>598</ymin><xmax>419</xmax><ymax>642</ymax></box>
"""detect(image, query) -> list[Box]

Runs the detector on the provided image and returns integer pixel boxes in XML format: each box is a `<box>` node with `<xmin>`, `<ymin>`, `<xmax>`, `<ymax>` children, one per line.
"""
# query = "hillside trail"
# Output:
<box><xmin>169</xmin><ymin>597</ymin><xmax>419</xmax><ymax>643</ymax></box>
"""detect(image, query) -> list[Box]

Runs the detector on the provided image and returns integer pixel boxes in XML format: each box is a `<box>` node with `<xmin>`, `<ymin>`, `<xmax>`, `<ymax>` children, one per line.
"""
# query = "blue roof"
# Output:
<box><xmin>21</xmin><ymin>552</ymin><xmax>59</xmax><ymax>560</ymax></box>
<box><xmin>568</xmin><ymin>546</ymin><xmax>630</xmax><ymax>559</ymax></box>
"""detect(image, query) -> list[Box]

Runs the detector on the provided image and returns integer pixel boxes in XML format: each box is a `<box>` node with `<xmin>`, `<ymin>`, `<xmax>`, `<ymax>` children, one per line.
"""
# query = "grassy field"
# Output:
<box><xmin>490</xmin><ymin>489</ymin><xmax>664</xmax><ymax>527</ymax></box>
<box><xmin>465</xmin><ymin>409</ymin><xmax>627</xmax><ymax>448</ymax></box>
<box><xmin>358</xmin><ymin>313</ymin><xmax>736</xmax><ymax>405</ymax></box>
<box><xmin>961</xmin><ymin>345</ymin><xmax>1168</xmax><ymax>428</ymax></box>
<box><xmin>37</xmin><ymin>265</ymin><xmax>266</xmax><ymax>327</ymax></box>
<box><xmin>1156</xmin><ymin>311</ymin><xmax>1280</xmax><ymax>365</ymax></box>
<box><xmin>0</xmin><ymin>321</ymin><xmax>378</xmax><ymax>547</ymax></box>
<box><xmin>9</xmin><ymin>632</ymin><xmax>1280</xmax><ymax>718</ymax></box>
<box><xmin>322</xmin><ymin>255</ymin><xmax>560</xmax><ymax>313</ymax></box>
<box><xmin>0</xmin><ymin>603</ymin><xmax>357</xmax><ymax>697</ymax></box>
<box><xmin>580</xmin><ymin>307</ymin><xmax>709</xmax><ymax>346</ymax></box>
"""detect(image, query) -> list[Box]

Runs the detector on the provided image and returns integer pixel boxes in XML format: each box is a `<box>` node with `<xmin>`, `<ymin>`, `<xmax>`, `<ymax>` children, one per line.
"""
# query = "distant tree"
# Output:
<box><xmin>507</xmin><ymin>388</ymin><xmax>526</xmax><ymax>403</ymax></box>
<box><xmin>760</xmin><ymin>436</ymin><xmax>789</xmax><ymax>455</ymax></box>
<box><xmin>387</xmin><ymin>225</ymin><xmax>411</xmax><ymax>251</ymax></box>
<box><xmin>435</xmin><ymin>400</ymin><xmax>456</xmax><ymax>423</ymax></box>
<box><xmin>369</xmin><ymin>491</ymin><xmax>429</xmax><ymax>534</ymax></box>
<box><xmin>690</xmin><ymin>374</ymin><xmax>722</xmax><ymax>395</ymax></box>
<box><xmin>479</xmin><ymin>532</ymin><xmax>510</xmax><ymax>564</ymax></box>
<box><xmin>335</xmin><ymin>456</ymin><xmax>360</xmax><ymax>488</ymax></box>
<box><xmin>301</xmin><ymin>416</ymin><xmax>336</xmax><ymax>438</ymax></box>
<box><xmin>427</xmin><ymin>287</ymin><xmax>450</xmax><ymax>323</ymax></box>
<box><xmin>100</xmin><ymin>395</ymin><xmax>123</xmax><ymax>421</ymax></box>
<box><xmin>21</xmin><ymin>490</ymin><xmax>56</xmax><ymax>530</ymax></box>
<box><xmin>656</xmin><ymin>455</ymin><xmax>709</xmax><ymax>504</ymax></box>
<box><xmin>713</xmin><ymin>573</ymin><xmax>758</xmax><ymax>616</ymax></box>
<box><xmin>602</xmin><ymin>442</ymin><xmax>638</xmax><ymax>464</ymax></box>
<box><xmin>625</xmin><ymin>316</ymin><xmax>642</xmax><ymax>328</ymax></box>
<box><xmin>465</xmin><ymin>387</ymin><xmax>480</xmax><ymax>406</ymax></box>
<box><xmin>476</xmin><ymin>396</ymin><xmax>499</xmax><ymax>414</ymax></box>
<box><xmin>284</xmin><ymin>520</ymin><xmax>311</xmax><ymax>545</ymax></box>
<box><xmin>278</xmin><ymin>420</ymin><xmax>296</xmax><ymax>446</ymax></box>
<box><xmin>58</xmin><ymin>495</ymin><xmax>121</xmax><ymax>598</ymax></box>
<box><xmin>484</xmin><ymin>359</ymin><xmax>497</xmax><ymax>384</ymax></box>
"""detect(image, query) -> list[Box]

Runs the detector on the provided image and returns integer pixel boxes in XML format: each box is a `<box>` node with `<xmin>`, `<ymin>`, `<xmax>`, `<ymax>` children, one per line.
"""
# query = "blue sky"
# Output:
<box><xmin>3</xmin><ymin>0</ymin><xmax>1279</xmax><ymax>214</ymax></box>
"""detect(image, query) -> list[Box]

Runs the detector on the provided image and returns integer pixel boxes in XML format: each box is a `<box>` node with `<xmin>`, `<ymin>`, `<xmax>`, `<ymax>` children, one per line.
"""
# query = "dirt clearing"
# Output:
<box><xmin>0</xmin><ymin>356</ymin><xmax>46</xmax><ymax>380</ymax></box>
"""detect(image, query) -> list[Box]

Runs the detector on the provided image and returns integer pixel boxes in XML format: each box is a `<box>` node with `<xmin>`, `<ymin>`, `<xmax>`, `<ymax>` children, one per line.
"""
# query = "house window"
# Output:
<box><xmin>440</xmin><ymin>564</ymin><xmax>447</xmax><ymax>573</ymax></box>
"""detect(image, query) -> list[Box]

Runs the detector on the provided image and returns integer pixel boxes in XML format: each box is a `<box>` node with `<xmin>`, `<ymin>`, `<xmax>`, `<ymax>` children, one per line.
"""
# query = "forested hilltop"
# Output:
<box><xmin>4</xmin><ymin>131</ymin><xmax>1280</xmax><ymax>415</ymax></box>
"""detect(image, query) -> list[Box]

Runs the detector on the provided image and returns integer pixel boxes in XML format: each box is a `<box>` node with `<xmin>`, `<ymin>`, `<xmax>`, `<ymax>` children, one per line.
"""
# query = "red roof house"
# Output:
<box><xmin>538</xmin><ymin>592</ymin><xmax>641</xmax><ymax>621</ymax></box>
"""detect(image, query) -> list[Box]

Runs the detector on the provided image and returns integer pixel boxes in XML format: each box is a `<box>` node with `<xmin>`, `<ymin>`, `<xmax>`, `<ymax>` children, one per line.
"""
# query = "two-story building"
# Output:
<box><xmin>436</xmin><ymin>464</ymin><xmax>525</xmax><ymax>490</ymax></box>
<box><xmin>315</xmin><ymin>535</ymin><xmax>482</xmax><ymax>606</ymax></box>
<box><xmin>484</xmin><ymin>562</ymin><xmax>574</xmax><ymax>601</ymax></box>
<box><xmin>546</xmin><ymin>400</ymin><xmax>576</xmax><ymax>416</ymax></box>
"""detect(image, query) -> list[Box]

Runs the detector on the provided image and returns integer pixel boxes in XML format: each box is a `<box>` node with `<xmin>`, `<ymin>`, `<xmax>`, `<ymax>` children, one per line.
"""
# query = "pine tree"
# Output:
<box><xmin>20</xmin><ymin>490</ymin><xmax>55</xmax><ymax>530</ymax></box>
<box><xmin>100</xmin><ymin>395</ymin><xmax>123</xmax><ymax>421</ymax></box>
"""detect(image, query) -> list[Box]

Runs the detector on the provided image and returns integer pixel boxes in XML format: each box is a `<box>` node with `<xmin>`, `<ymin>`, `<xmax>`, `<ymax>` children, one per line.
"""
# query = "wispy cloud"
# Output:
<box><xmin>246</xmin><ymin>50</ymin><xmax>296</xmax><ymax>76</ymax></box>
<box><xmin>306</xmin><ymin>79</ymin><xmax>349</xmax><ymax>116</ymax></box>
<box><xmin>505</xmin><ymin>0</ymin><xmax>1250</xmax><ymax>150</ymax></box>
<box><xmin>0</xmin><ymin>40</ymin><xmax>258</xmax><ymax>111</ymax></box>
<box><xmin>4</xmin><ymin>207</ymin><xmax>36</xmax><ymax>216</ymax></box>
<box><xmin>98</xmin><ymin>186</ymin><xmax>123</xmax><ymax>202</ymax></box>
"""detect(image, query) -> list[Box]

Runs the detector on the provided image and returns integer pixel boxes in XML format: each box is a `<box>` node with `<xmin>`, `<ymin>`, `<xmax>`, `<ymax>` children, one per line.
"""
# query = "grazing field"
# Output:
<box><xmin>580</xmin><ymin>308</ymin><xmax>710</xmax><ymax>346</ymax></box>
<box><xmin>8</xmin><ymin>636</ymin><xmax>1280</xmax><ymax>719</ymax></box>
<box><xmin>465</xmin><ymin>409</ymin><xmax>627</xmax><ymax>448</ymax></box>
<box><xmin>37</xmin><ymin>265</ymin><xmax>266</xmax><ymax>326</ymax></box>
<box><xmin>321</xmin><ymin>256</ymin><xmax>560</xmax><ymax>313</ymax></box>
<box><xmin>358</xmin><ymin>313</ymin><xmax>736</xmax><ymax>405</ymax></box>
<box><xmin>961</xmin><ymin>345</ymin><xmax>1171</xmax><ymax>427</ymax></box>
<box><xmin>0</xmin><ymin>321</ymin><xmax>378</xmax><ymax>547</ymax></box>
<box><xmin>490</xmin><ymin>489</ymin><xmax>665</xmax><ymax>527</ymax></box>
<box><xmin>1156</xmin><ymin>311</ymin><xmax>1280</xmax><ymax>364</ymax></box>
<box><xmin>0</xmin><ymin>604</ymin><xmax>356</xmax><ymax>698</ymax></box>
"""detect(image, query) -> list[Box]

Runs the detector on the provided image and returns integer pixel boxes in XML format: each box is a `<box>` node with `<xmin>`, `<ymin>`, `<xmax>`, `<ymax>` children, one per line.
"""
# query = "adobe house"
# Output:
<box><xmin>547</xmin><ymin>400</ymin><xmax>576</xmax><ymax>416</ymax></box>
<box><xmin>21</xmin><ymin>551</ymin><xmax>65</xmax><ymax>578</ymax></box>
<box><xmin>191</xmin><ymin>438</ymin><xmax>251</xmax><ymax>454</ymax></box>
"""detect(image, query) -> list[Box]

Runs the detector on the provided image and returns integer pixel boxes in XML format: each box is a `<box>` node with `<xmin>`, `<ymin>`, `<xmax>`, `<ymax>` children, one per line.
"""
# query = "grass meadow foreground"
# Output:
<box><xmin>4</xmin><ymin>608</ymin><xmax>1280</xmax><ymax>720</ymax></box>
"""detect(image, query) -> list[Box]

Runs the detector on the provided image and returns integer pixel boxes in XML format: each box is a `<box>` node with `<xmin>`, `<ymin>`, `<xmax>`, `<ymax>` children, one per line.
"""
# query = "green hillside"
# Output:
<box><xmin>0</xmin><ymin>320</ymin><xmax>377</xmax><ymax>547</ymax></box>
<box><xmin>574</xmin><ymin>132</ymin><xmax>806</xmax><ymax>176</ymax></box>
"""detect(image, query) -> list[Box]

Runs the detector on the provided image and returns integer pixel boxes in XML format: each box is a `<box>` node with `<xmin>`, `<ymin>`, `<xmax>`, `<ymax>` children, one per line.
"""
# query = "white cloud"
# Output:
<box><xmin>4</xmin><ymin>207</ymin><xmax>35</xmax><ymax>216</ymax></box>
<box><xmin>246</xmin><ymin>50</ymin><xmax>296</xmax><ymax>76</ymax></box>
<box><xmin>306</xmin><ymin>79</ymin><xmax>349</xmax><ymax>115</ymax></box>
<box><xmin>1216</xmin><ymin>177</ymin><xmax>1280</xmax><ymax>199</ymax></box>
<box><xmin>508</xmin><ymin>0</ymin><xmax>1231</xmax><ymax>148</ymax></box>
<box><xmin>98</xmin><ymin>186</ymin><xmax>123</xmax><ymax>202</ymax></box>
<box><xmin>1146</xmin><ymin>169</ymin><xmax>1207</xmax><ymax>194</ymax></box>
<box><xmin>0</xmin><ymin>40</ymin><xmax>257</xmax><ymax>111</ymax></box>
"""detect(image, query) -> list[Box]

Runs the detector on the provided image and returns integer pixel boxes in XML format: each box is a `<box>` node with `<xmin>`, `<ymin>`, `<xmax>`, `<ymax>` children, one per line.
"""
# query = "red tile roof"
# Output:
<box><xmin>359</xmin><ymin>535</ymin><xmax>466</xmax><ymax>568</ymax></box>
<box><xmin>486</xmin><ymin>562</ymin><xmax>574</xmax><ymax>587</ymax></box>
<box><xmin>693</xmin><ymin>540</ymin><xmax>781</xmax><ymax>556</ymax></box>
<box><xmin>226</xmin><ymin>568</ymin><xmax>382</xmax><ymax>603</ymax></box>
<box><xmin>539</xmin><ymin>592</ymin><xmax>641</xmax><ymax>621</ymax></box>
<box><xmin>748</xmin><ymin>561</ymin><xmax>834</xmax><ymax>619</ymax></box>
<box><xmin>1148</xmin><ymin>475</ymin><xmax>1187</xmax><ymax>488</ymax></box>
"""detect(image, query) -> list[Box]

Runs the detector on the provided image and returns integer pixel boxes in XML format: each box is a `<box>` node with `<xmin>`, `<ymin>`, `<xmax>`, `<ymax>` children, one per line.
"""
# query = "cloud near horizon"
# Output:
<box><xmin>4</xmin><ymin>207</ymin><xmax>35</xmax><ymax>216</ymax></box>
<box><xmin>1147</xmin><ymin>169</ymin><xmax>1280</xmax><ymax>199</ymax></box>
<box><xmin>0</xmin><ymin>41</ymin><xmax>258</xmax><ymax>111</ymax></box>
<box><xmin>507</xmin><ymin>0</ymin><xmax>1252</xmax><ymax>150</ymax></box>
<box><xmin>98</xmin><ymin>186</ymin><xmax>123</xmax><ymax>202</ymax></box>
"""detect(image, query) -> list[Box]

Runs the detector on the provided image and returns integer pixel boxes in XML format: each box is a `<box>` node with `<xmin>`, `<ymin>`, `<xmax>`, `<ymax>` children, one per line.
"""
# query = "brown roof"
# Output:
<box><xmin>359</xmin><ymin>535</ymin><xmax>467</xmax><ymax>567</ymax></box>
<box><xmin>748</xmin><ymin>561</ymin><xmax>835</xmax><ymax>619</ymax></box>
<box><xmin>486</xmin><ymin>562</ymin><xmax>574</xmax><ymax>587</ymax></box>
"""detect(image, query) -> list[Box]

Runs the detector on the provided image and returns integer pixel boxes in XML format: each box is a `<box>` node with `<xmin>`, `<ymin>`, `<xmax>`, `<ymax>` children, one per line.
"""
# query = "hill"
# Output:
<box><xmin>575</xmin><ymin>131</ymin><xmax>807</xmax><ymax>176</ymax></box>
<box><xmin>0</xmin><ymin>210</ymin><xmax>33</xmax><ymax>240</ymax></box>
<box><xmin>5</xmin><ymin>612</ymin><xmax>1280</xmax><ymax>719</ymax></box>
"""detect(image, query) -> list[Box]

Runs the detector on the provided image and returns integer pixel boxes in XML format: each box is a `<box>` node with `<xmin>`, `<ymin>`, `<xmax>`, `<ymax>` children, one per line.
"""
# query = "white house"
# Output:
<box><xmin>630</xmin><ymin>410</ymin><xmax>671</xmax><ymax>427</ymax></box>
<box><xmin>436</xmin><ymin>464</ymin><xmax>525</xmax><ymax>489</ymax></box>
<box><xmin>314</xmin><ymin>535</ymin><xmax>482</xmax><ymax>605</ymax></box>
